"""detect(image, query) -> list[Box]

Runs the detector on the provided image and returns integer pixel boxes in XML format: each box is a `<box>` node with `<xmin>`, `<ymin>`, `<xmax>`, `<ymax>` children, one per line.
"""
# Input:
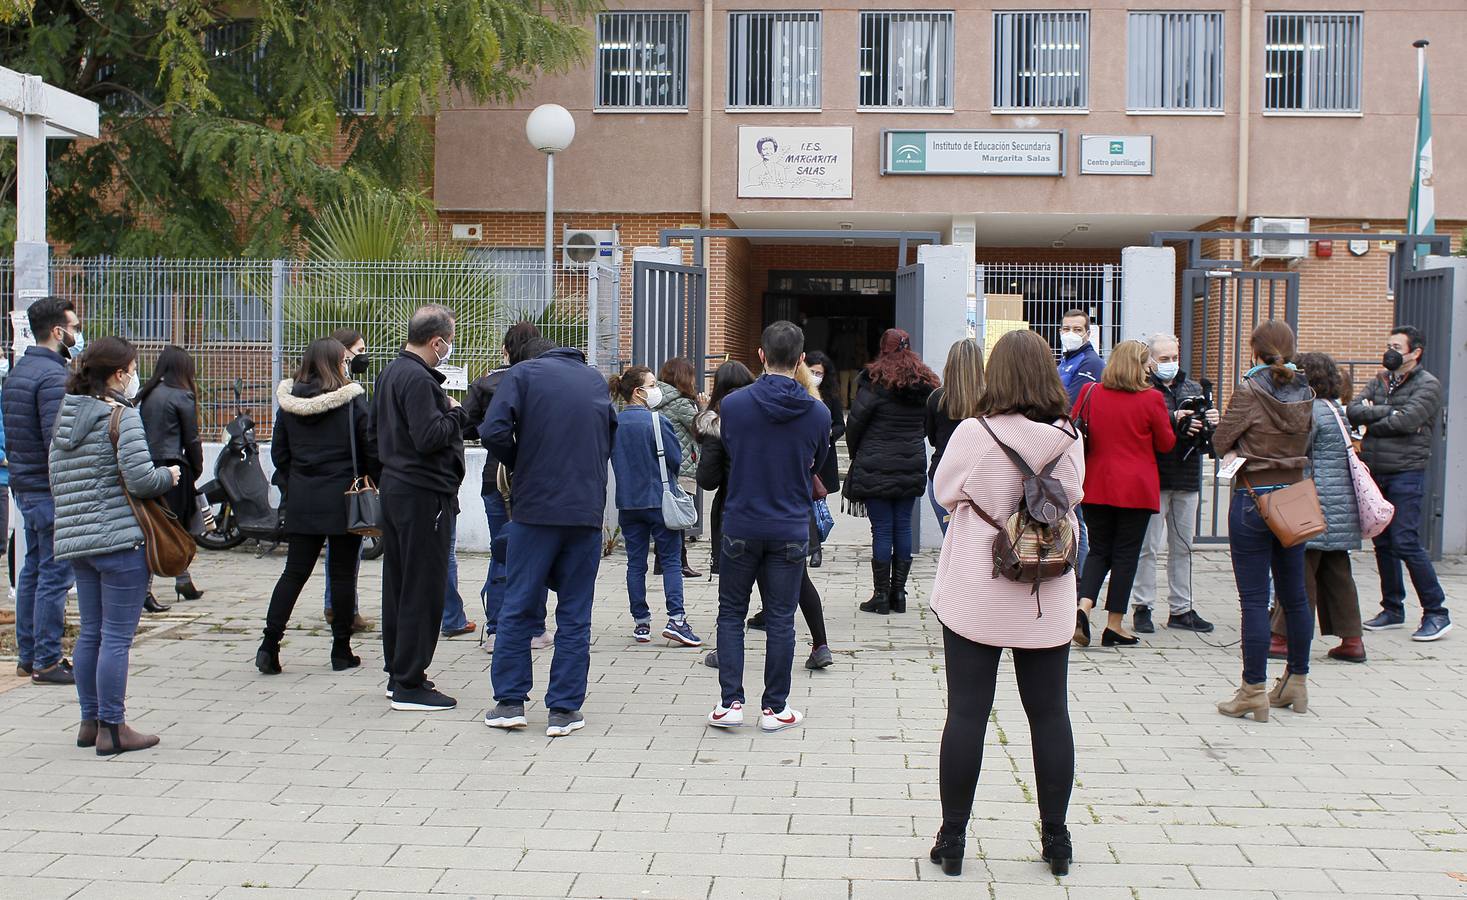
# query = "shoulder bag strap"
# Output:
<box><xmin>346</xmin><ymin>396</ymin><xmax>360</xmax><ymax>480</ymax></box>
<box><xmin>650</xmin><ymin>411</ymin><xmax>673</xmax><ymax>491</ymax></box>
<box><xmin>1325</xmin><ymin>401</ymin><xmax>1354</xmax><ymax>449</ymax></box>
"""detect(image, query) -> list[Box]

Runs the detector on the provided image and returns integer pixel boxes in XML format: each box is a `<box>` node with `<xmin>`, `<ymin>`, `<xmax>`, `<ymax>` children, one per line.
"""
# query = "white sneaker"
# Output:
<box><xmin>760</xmin><ymin>706</ymin><xmax>803</xmax><ymax>733</ymax></box>
<box><xmin>481</xmin><ymin>632</ymin><xmax>495</xmax><ymax>654</ymax></box>
<box><xmin>707</xmin><ymin>701</ymin><xmax>744</xmax><ymax>728</ymax></box>
<box><xmin>530</xmin><ymin>632</ymin><xmax>553</xmax><ymax>650</ymax></box>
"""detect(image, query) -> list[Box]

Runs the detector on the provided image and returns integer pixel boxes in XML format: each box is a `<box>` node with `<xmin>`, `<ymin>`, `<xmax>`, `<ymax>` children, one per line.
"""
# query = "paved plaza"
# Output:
<box><xmin>2</xmin><ymin>539</ymin><xmax>1466</xmax><ymax>900</ymax></box>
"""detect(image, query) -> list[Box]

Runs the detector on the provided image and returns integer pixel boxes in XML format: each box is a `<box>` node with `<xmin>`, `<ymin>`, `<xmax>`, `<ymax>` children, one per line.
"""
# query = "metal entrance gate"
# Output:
<box><xmin>1181</xmin><ymin>268</ymin><xmax>1299</xmax><ymax>545</ymax></box>
<box><xmin>631</xmin><ymin>259</ymin><xmax>707</xmax><ymax>376</ymax></box>
<box><xmin>1396</xmin><ymin>266</ymin><xmax>1455</xmax><ymax>557</ymax></box>
<box><xmin>895</xmin><ymin>263</ymin><xmax>924</xmax><ymax>354</ymax></box>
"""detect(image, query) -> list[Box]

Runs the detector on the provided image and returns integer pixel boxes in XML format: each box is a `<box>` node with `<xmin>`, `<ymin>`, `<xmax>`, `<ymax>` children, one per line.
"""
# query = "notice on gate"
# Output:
<box><xmin>883</xmin><ymin>130</ymin><xmax>1064</xmax><ymax>176</ymax></box>
<box><xmin>738</xmin><ymin>127</ymin><xmax>853</xmax><ymax>199</ymax></box>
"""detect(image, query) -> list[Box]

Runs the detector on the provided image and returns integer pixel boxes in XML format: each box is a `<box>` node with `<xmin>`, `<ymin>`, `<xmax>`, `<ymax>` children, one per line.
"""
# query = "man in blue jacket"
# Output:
<box><xmin>1057</xmin><ymin>308</ymin><xmax>1106</xmax><ymax>407</ymax></box>
<box><xmin>2</xmin><ymin>296</ymin><xmax>82</xmax><ymax>685</ymax></box>
<box><xmin>708</xmin><ymin>321</ymin><xmax>829</xmax><ymax>733</ymax></box>
<box><xmin>482</xmin><ymin>345</ymin><xmax>616</xmax><ymax>738</ymax></box>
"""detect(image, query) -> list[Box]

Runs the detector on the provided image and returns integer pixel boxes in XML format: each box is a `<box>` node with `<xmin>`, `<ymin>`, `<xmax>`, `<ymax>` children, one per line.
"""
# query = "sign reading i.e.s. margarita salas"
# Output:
<box><xmin>737</xmin><ymin>127</ymin><xmax>854</xmax><ymax>199</ymax></box>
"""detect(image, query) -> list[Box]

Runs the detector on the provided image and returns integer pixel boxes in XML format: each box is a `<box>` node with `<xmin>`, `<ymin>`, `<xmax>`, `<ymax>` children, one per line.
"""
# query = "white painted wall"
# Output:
<box><xmin>1121</xmin><ymin>246</ymin><xmax>1177</xmax><ymax>342</ymax></box>
<box><xmin>916</xmin><ymin>243</ymin><xmax>970</xmax><ymax>550</ymax></box>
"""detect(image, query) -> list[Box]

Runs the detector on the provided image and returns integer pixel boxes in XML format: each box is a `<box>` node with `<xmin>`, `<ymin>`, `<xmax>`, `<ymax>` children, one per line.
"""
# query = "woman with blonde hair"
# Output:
<box><xmin>926</xmin><ymin>338</ymin><xmax>985</xmax><ymax>534</ymax></box>
<box><xmin>1073</xmin><ymin>340</ymin><xmax>1176</xmax><ymax>647</ymax></box>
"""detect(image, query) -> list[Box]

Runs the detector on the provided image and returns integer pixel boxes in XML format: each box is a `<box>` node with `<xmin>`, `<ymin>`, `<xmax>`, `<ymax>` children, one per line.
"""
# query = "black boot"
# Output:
<box><xmin>331</xmin><ymin>638</ymin><xmax>361</xmax><ymax>671</ymax></box>
<box><xmin>859</xmin><ymin>561</ymin><xmax>892</xmax><ymax>614</ymax></box>
<box><xmin>174</xmin><ymin>578</ymin><xmax>204</xmax><ymax>601</ymax></box>
<box><xmin>255</xmin><ymin>636</ymin><xmax>282</xmax><ymax>675</ymax></box>
<box><xmin>889</xmin><ymin>559</ymin><xmax>912</xmax><ymax>613</ymax></box>
<box><xmin>143</xmin><ymin>592</ymin><xmax>170</xmax><ymax>613</ymax></box>
<box><xmin>1041</xmin><ymin>822</ymin><xmax>1072</xmax><ymax>876</ymax></box>
<box><xmin>929</xmin><ymin>824</ymin><xmax>966</xmax><ymax>876</ymax></box>
<box><xmin>680</xmin><ymin>542</ymin><xmax>702</xmax><ymax>579</ymax></box>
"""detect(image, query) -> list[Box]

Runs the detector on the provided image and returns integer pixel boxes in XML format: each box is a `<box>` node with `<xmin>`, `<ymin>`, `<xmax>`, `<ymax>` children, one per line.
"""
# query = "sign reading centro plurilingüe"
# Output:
<box><xmin>883</xmin><ymin>130</ymin><xmax>1064</xmax><ymax>176</ymax></box>
<box><xmin>1080</xmin><ymin>134</ymin><xmax>1154</xmax><ymax>175</ymax></box>
<box><xmin>738</xmin><ymin>126</ymin><xmax>853</xmax><ymax>199</ymax></box>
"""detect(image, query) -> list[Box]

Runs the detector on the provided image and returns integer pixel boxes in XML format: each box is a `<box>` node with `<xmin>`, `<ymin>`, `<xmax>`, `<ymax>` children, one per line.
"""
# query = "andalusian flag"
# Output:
<box><xmin>1408</xmin><ymin>40</ymin><xmax>1434</xmax><ymax>253</ymax></box>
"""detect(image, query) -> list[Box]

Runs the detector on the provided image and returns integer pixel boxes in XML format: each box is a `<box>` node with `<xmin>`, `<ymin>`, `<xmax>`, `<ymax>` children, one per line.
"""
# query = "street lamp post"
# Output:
<box><xmin>525</xmin><ymin>104</ymin><xmax>576</xmax><ymax>306</ymax></box>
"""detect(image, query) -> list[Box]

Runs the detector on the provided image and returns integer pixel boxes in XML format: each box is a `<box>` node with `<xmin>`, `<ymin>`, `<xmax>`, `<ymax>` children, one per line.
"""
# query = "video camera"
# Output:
<box><xmin>1176</xmin><ymin>378</ymin><xmax>1215</xmax><ymax>462</ymax></box>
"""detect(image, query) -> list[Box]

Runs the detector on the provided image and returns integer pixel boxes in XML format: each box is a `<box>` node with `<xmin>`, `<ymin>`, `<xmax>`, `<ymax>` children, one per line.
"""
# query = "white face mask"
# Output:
<box><xmin>436</xmin><ymin>338</ymin><xmax>454</xmax><ymax>365</ymax></box>
<box><xmin>1059</xmin><ymin>331</ymin><xmax>1085</xmax><ymax>353</ymax></box>
<box><xmin>123</xmin><ymin>372</ymin><xmax>139</xmax><ymax>400</ymax></box>
<box><xmin>811</xmin><ymin>373</ymin><xmax>824</xmax><ymax>386</ymax></box>
<box><xmin>1155</xmin><ymin>361</ymin><xmax>1179</xmax><ymax>382</ymax></box>
<box><xmin>642</xmin><ymin>386</ymin><xmax>663</xmax><ymax>408</ymax></box>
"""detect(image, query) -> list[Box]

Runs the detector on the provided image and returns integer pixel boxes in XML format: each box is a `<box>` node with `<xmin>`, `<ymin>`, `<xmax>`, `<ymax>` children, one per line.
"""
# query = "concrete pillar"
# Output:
<box><xmin>916</xmin><ymin>243</ymin><xmax>968</xmax><ymax>549</ymax></box>
<box><xmin>1422</xmin><ymin>255</ymin><xmax>1467</xmax><ymax>555</ymax></box>
<box><xmin>1121</xmin><ymin>246</ymin><xmax>1176</xmax><ymax>342</ymax></box>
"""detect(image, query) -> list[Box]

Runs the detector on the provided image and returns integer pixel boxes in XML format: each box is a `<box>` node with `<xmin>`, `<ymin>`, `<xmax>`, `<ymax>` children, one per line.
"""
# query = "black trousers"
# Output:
<box><xmin>755</xmin><ymin>569</ymin><xmax>829</xmax><ymax>648</ymax></box>
<box><xmin>263</xmin><ymin>533</ymin><xmax>364</xmax><ymax>644</ymax></box>
<box><xmin>381</xmin><ymin>487</ymin><xmax>455</xmax><ymax>690</ymax></box>
<box><xmin>939</xmin><ymin>627</ymin><xmax>1073</xmax><ymax>829</ymax></box>
<box><xmin>1077</xmin><ymin>503</ymin><xmax>1154</xmax><ymax>614</ymax></box>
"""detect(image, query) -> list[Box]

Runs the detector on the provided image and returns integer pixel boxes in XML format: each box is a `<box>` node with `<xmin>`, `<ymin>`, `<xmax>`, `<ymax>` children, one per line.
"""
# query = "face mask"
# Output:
<box><xmin>811</xmin><ymin>374</ymin><xmax>824</xmax><ymax>386</ymax></box>
<box><xmin>123</xmin><ymin>372</ymin><xmax>139</xmax><ymax>400</ymax></box>
<box><xmin>1155</xmin><ymin>362</ymin><xmax>1179</xmax><ymax>382</ymax></box>
<box><xmin>642</xmin><ymin>386</ymin><xmax>663</xmax><ymax>408</ymax></box>
<box><xmin>1383</xmin><ymin>349</ymin><xmax>1404</xmax><ymax>371</ymax></box>
<box><xmin>436</xmin><ymin>339</ymin><xmax>454</xmax><ymax>365</ymax></box>
<box><xmin>349</xmin><ymin>353</ymin><xmax>370</xmax><ymax>375</ymax></box>
<box><xmin>1059</xmin><ymin>332</ymin><xmax>1085</xmax><ymax>353</ymax></box>
<box><xmin>57</xmin><ymin>327</ymin><xmax>80</xmax><ymax>358</ymax></box>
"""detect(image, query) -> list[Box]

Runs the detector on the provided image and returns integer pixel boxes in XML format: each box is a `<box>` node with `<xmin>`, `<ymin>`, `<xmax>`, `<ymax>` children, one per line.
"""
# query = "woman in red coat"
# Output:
<box><xmin>1073</xmin><ymin>340</ymin><xmax>1177</xmax><ymax>647</ymax></box>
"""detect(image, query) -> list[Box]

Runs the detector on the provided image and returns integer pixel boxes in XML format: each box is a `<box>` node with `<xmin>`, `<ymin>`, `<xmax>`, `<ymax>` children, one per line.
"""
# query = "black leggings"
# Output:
<box><xmin>1078</xmin><ymin>503</ymin><xmax>1154</xmax><ymax>614</ymax></box>
<box><xmin>264</xmin><ymin>533</ymin><xmax>364</xmax><ymax>643</ymax></box>
<box><xmin>756</xmin><ymin>569</ymin><xmax>828</xmax><ymax>648</ymax></box>
<box><xmin>939</xmin><ymin>627</ymin><xmax>1073</xmax><ymax>830</ymax></box>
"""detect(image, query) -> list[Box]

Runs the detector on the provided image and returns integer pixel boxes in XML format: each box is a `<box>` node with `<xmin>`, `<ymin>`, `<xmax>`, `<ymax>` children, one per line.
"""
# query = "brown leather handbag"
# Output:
<box><xmin>108</xmin><ymin>408</ymin><xmax>197</xmax><ymax>577</ymax></box>
<box><xmin>1246</xmin><ymin>478</ymin><xmax>1327</xmax><ymax>548</ymax></box>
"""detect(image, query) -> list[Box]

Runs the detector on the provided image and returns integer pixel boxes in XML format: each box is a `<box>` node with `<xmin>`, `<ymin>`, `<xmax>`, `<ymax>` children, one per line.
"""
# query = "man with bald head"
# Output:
<box><xmin>371</xmin><ymin>304</ymin><xmax>469</xmax><ymax>712</ymax></box>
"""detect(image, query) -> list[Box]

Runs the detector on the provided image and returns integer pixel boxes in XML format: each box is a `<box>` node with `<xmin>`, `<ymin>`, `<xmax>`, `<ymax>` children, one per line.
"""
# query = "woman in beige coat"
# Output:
<box><xmin>927</xmin><ymin>329</ymin><xmax>1084</xmax><ymax>879</ymax></box>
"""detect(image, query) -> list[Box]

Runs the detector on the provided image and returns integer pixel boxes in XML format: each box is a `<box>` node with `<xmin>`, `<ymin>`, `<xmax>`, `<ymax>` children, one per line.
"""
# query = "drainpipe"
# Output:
<box><xmin>1232</xmin><ymin>0</ymin><xmax>1252</xmax><ymax>262</ymax></box>
<box><xmin>700</xmin><ymin>0</ymin><xmax>713</xmax><ymax>230</ymax></box>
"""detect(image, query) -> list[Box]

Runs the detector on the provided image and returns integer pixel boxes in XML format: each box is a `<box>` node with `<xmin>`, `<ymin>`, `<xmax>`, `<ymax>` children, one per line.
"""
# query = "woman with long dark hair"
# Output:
<box><xmin>651</xmin><ymin>357</ymin><xmax>704</xmax><ymax>578</ymax></box>
<box><xmin>320</xmin><ymin>328</ymin><xmax>374</xmax><ymax>634</ymax></box>
<box><xmin>845</xmin><ymin>328</ymin><xmax>939</xmax><ymax>615</ymax></box>
<box><xmin>928</xmin><ymin>329</ymin><xmax>1080</xmax><ymax>877</ymax></box>
<box><xmin>255</xmin><ymin>338</ymin><xmax>379</xmax><ymax>675</ymax></box>
<box><xmin>138</xmin><ymin>345</ymin><xmax>203</xmax><ymax>610</ymax></box>
<box><xmin>926</xmin><ymin>339</ymin><xmax>985</xmax><ymax>535</ymax></box>
<box><xmin>1213</xmin><ymin>320</ymin><xmax>1316</xmax><ymax>721</ymax></box>
<box><xmin>50</xmin><ymin>336</ymin><xmax>180</xmax><ymax>754</ymax></box>
<box><xmin>803</xmin><ymin>350</ymin><xmax>845</xmax><ymax>568</ymax></box>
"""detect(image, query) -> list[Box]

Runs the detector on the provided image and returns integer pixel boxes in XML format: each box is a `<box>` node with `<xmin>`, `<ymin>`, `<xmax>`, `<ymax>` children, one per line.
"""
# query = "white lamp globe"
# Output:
<box><xmin>526</xmin><ymin>104</ymin><xmax>576</xmax><ymax>154</ymax></box>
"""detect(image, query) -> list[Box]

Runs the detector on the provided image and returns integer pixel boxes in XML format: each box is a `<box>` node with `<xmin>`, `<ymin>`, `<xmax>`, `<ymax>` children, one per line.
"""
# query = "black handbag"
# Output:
<box><xmin>345</xmin><ymin>400</ymin><xmax>382</xmax><ymax>537</ymax></box>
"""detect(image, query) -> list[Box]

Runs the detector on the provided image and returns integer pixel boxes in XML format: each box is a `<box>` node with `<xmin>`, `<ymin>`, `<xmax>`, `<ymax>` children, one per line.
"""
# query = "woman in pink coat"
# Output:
<box><xmin>927</xmin><ymin>329</ymin><xmax>1084</xmax><ymax>880</ymax></box>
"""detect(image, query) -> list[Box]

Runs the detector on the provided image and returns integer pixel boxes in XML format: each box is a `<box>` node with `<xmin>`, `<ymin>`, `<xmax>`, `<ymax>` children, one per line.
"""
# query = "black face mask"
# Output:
<box><xmin>1383</xmin><ymin>349</ymin><xmax>1404</xmax><ymax>372</ymax></box>
<box><xmin>349</xmin><ymin>353</ymin><xmax>371</xmax><ymax>375</ymax></box>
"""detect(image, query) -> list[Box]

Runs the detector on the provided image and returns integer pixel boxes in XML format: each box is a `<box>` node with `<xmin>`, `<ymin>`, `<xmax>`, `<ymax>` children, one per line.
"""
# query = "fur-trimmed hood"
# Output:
<box><xmin>694</xmin><ymin>408</ymin><xmax>721</xmax><ymax>440</ymax></box>
<box><xmin>276</xmin><ymin>379</ymin><xmax>364</xmax><ymax>418</ymax></box>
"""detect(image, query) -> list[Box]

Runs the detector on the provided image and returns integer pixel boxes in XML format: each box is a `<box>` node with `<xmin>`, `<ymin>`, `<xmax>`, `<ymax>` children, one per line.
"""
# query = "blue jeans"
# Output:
<box><xmin>620</xmin><ymin>507</ymin><xmax>685</xmax><ymax>622</ymax></box>
<box><xmin>716</xmin><ymin>534</ymin><xmax>808</xmax><ymax>712</ymax></box>
<box><xmin>927</xmin><ymin>480</ymin><xmax>949</xmax><ymax>536</ymax></box>
<box><xmin>1373</xmin><ymin>469</ymin><xmax>1448</xmax><ymax>619</ymax></box>
<box><xmin>491</xmin><ymin>523</ymin><xmax>602</xmax><ymax>712</ymax></box>
<box><xmin>322</xmin><ymin>543</ymin><xmax>364</xmax><ymax>614</ymax></box>
<box><xmin>71</xmin><ymin>546</ymin><xmax>149</xmax><ymax>723</ymax></box>
<box><xmin>1229</xmin><ymin>491</ymin><xmax>1312</xmax><ymax>684</ymax></box>
<box><xmin>865</xmin><ymin>497</ymin><xmax>916</xmax><ymax>562</ymax></box>
<box><xmin>14</xmin><ymin>491</ymin><xmax>75</xmax><ymax>669</ymax></box>
<box><xmin>481</xmin><ymin>493</ymin><xmax>548</xmax><ymax>637</ymax></box>
<box><xmin>440</xmin><ymin>521</ymin><xmax>468</xmax><ymax>633</ymax></box>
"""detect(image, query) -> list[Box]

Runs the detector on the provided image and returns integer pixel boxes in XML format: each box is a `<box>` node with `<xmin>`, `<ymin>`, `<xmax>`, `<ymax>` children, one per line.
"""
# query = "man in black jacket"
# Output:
<box><xmin>481</xmin><ymin>344</ymin><xmax>616</xmax><ymax>737</ymax></box>
<box><xmin>1348</xmin><ymin>326</ymin><xmax>1451</xmax><ymax>642</ymax></box>
<box><xmin>371</xmin><ymin>304</ymin><xmax>469</xmax><ymax>712</ymax></box>
<box><xmin>1132</xmin><ymin>334</ymin><xmax>1217</xmax><ymax>635</ymax></box>
<box><xmin>2</xmin><ymin>296</ymin><xmax>81</xmax><ymax>685</ymax></box>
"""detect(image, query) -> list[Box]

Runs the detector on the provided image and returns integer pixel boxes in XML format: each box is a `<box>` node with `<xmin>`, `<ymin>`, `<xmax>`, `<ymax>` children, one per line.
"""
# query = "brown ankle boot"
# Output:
<box><xmin>1328</xmin><ymin>637</ymin><xmax>1366</xmax><ymax>663</ymax></box>
<box><xmin>1217</xmin><ymin>681</ymin><xmax>1269</xmax><ymax>722</ymax></box>
<box><xmin>95</xmin><ymin>722</ymin><xmax>160</xmax><ymax>756</ymax></box>
<box><xmin>77</xmin><ymin>719</ymin><xmax>98</xmax><ymax>748</ymax></box>
<box><xmin>1268</xmin><ymin>670</ymin><xmax>1309</xmax><ymax>713</ymax></box>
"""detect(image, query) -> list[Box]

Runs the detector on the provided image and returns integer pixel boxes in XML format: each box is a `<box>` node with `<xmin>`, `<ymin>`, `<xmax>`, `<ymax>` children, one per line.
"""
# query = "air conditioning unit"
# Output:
<box><xmin>562</xmin><ymin>227</ymin><xmax>621</xmax><ymax>267</ymax></box>
<box><xmin>1250</xmin><ymin>217</ymin><xmax>1309</xmax><ymax>260</ymax></box>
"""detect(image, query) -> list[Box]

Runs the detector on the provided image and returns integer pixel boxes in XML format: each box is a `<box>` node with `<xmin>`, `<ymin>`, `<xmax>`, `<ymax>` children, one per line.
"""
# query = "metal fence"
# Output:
<box><xmin>2</xmin><ymin>257</ymin><xmax>621</xmax><ymax>439</ymax></box>
<box><xmin>976</xmin><ymin>262</ymin><xmax>1122</xmax><ymax>356</ymax></box>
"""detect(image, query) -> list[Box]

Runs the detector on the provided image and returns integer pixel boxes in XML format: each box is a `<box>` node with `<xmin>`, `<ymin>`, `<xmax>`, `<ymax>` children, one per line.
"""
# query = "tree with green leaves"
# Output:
<box><xmin>0</xmin><ymin>0</ymin><xmax>597</xmax><ymax>257</ymax></box>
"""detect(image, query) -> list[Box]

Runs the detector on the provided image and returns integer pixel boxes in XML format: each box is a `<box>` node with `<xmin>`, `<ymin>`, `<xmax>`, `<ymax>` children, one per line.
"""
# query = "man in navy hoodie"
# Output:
<box><xmin>1057</xmin><ymin>308</ymin><xmax>1106</xmax><ymax>407</ymax></box>
<box><xmin>708</xmin><ymin>321</ymin><xmax>830</xmax><ymax>733</ymax></box>
<box><xmin>2</xmin><ymin>296</ymin><xmax>81</xmax><ymax>685</ymax></box>
<box><xmin>481</xmin><ymin>345</ymin><xmax>616</xmax><ymax>738</ymax></box>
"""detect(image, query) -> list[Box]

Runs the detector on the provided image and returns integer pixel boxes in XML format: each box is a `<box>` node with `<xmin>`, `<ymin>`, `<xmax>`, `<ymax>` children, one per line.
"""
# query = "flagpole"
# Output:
<box><xmin>1409</xmin><ymin>39</ymin><xmax>1432</xmax><ymax>256</ymax></box>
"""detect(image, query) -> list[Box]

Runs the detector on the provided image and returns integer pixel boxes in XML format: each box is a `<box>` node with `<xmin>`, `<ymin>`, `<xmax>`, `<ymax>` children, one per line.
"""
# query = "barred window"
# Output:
<box><xmin>596</xmin><ymin>12</ymin><xmax>689</xmax><ymax>109</ymax></box>
<box><xmin>340</xmin><ymin>51</ymin><xmax>399</xmax><ymax>114</ymax></box>
<box><xmin>993</xmin><ymin>11</ymin><xmax>1089</xmax><ymax>110</ymax></box>
<box><xmin>1264</xmin><ymin>12</ymin><xmax>1362</xmax><ymax>113</ymax></box>
<box><xmin>728</xmin><ymin>12</ymin><xmax>822</xmax><ymax>109</ymax></box>
<box><xmin>1127</xmin><ymin>12</ymin><xmax>1225</xmax><ymax>111</ymax></box>
<box><xmin>858</xmin><ymin>11</ymin><xmax>954</xmax><ymax>109</ymax></box>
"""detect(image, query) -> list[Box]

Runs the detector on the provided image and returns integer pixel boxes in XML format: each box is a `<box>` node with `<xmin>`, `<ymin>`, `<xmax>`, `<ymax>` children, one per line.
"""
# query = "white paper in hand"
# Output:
<box><xmin>1216</xmin><ymin>454</ymin><xmax>1247</xmax><ymax>482</ymax></box>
